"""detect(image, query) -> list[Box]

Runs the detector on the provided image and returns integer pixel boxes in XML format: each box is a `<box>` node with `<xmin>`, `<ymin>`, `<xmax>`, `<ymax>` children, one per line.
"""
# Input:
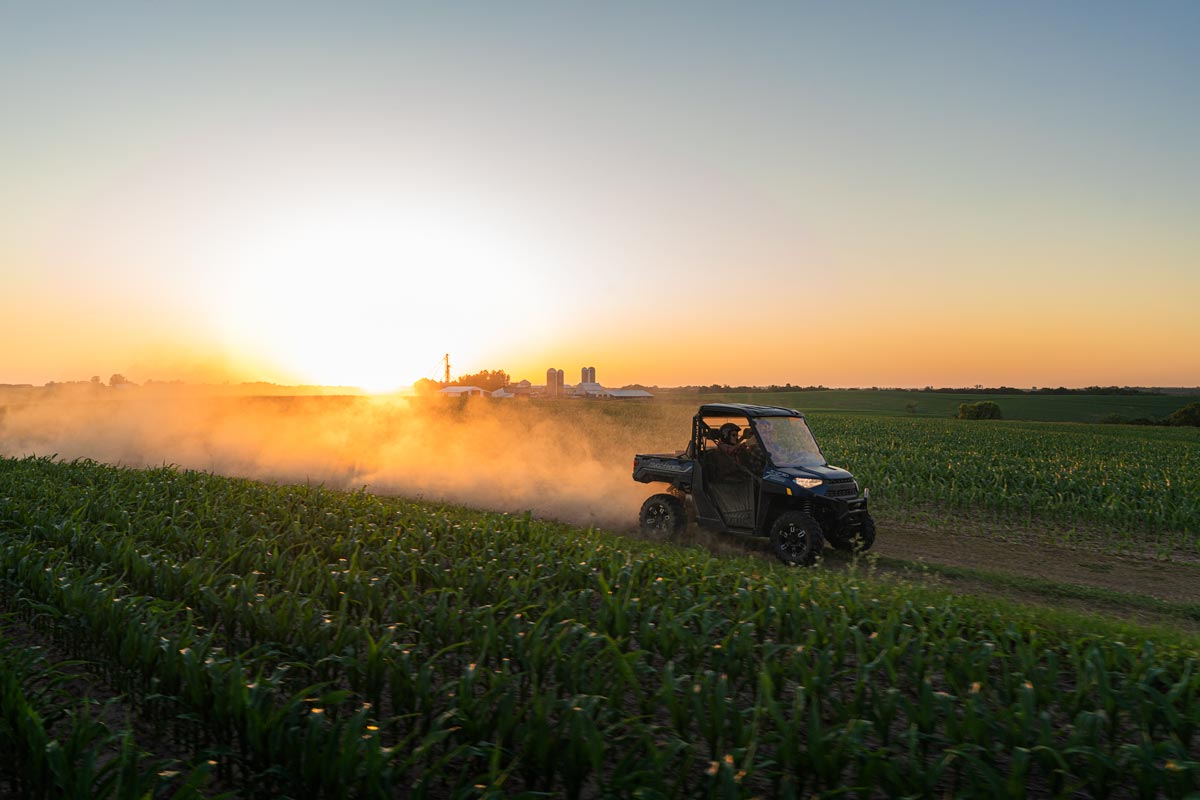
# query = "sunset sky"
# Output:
<box><xmin>2</xmin><ymin>2</ymin><xmax>1198</xmax><ymax>391</ymax></box>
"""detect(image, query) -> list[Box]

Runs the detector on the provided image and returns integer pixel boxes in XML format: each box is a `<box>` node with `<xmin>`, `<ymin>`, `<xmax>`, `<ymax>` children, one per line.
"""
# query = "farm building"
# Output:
<box><xmin>438</xmin><ymin>385</ymin><xmax>486</xmax><ymax>398</ymax></box>
<box><xmin>536</xmin><ymin>366</ymin><xmax>653</xmax><ymax>399</ymax></box>
<box><xmin>568</xmin><ymin>382</ymin><xmax>652</xmax><ymax>399</ymax></box>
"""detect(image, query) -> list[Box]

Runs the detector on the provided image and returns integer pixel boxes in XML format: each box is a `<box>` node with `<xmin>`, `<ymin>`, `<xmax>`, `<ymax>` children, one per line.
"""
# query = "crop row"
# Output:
<box><xmin>0</xmin><ymin>625</ymin><xmax>218</xmax><ymax>800</ymax></box>
<box><xmin>1</xmin><ymin>455</ymin><xmax>1197</xmax><ymax>798</ymax></box>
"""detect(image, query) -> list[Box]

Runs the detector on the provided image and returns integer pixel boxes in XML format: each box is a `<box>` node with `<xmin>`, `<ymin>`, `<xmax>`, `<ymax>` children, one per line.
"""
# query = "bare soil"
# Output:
<box><xmin>872</xmin><ymin>519</ymin><xmax>1200</xmax><ymax>605</ymax></box>
<box><xmin>663</xmin><ymin>514</ymin><xmax>1199</xmax><ymax>632</ymax></box>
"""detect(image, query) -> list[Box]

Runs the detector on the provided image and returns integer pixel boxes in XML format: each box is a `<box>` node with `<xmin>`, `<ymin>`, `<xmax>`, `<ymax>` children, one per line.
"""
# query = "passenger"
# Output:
<box><xmin>738</xmin><ymin>430</ymin><xmax>765</xmax><ymax>471</ymax></box>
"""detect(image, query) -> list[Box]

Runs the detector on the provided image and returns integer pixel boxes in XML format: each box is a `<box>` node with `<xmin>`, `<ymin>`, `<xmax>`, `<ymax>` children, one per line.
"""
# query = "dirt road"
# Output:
<box><xmin>672</xmin><ymin>515</ymin><xmax>1198</xmax><ymax>631</ymax></box>
<box><xmin>872</xmin><ymin>520</ymin><xmax>1199</xmax><ymax>605</ymax></box>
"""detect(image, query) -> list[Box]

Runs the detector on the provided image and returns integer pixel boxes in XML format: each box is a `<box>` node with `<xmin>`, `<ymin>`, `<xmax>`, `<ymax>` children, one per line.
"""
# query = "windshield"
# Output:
<box><xmin>752</xmin><ymin>416</ymin><xmax>826</xmax><ymax>467</ymax></box>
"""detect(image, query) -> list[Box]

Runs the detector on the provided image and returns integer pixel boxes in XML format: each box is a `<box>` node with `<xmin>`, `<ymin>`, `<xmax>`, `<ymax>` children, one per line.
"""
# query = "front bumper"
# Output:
<box><xmin>836</xmin><ymin>494</ymin><xmax>871</xmax><ymax>533</ymax></box>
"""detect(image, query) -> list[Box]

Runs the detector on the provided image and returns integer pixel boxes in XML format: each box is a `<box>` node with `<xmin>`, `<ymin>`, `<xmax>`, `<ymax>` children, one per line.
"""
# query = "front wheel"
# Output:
<box><xmin>830</xmin><ymin>514</ymin><xmax>876</xmax><ymax>553</ymax></box>
<box><xmin>769</xmin><ymin>511</ymin><xmax>825</xmax><ymax>566</ymax></box>
<box><xmin>856</xmin><ymin>514</ymin><xmax>877</xmax><ymax>551</ymax></box>
<box><xmin>639</xmin><ymin>493</ymin><xmax>686</xmax><ymax>539</ymax></box>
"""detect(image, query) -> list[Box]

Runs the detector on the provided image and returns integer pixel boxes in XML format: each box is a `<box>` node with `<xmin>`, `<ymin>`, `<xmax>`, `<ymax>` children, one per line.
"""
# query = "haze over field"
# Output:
<box><xmin>0</xmin><ymin>391</ymin><xmax>684</xmax><ymax>529</ymax></box>
<box><xmin>2</xmin><ymin>3</ymin><xmax>1199</xmax><ymax>391</ymax></box>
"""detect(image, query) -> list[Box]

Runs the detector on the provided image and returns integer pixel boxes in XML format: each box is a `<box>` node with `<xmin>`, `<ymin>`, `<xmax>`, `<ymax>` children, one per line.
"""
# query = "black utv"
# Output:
<box><xmin>632</xmin><ymin>403</ymin><xmax>874</xmax><ymax>565</ymax></box>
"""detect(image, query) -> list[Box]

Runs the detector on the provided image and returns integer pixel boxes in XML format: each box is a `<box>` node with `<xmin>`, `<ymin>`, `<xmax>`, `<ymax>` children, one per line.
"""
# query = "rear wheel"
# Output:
<box><xmin>769</xmin><ymin>511</ymin><xmax>825</xmax><ymax>566</ymax></box>
<box><xmin>639</xmin><ymin>493</ymin><xmax>687</xmax><ymax>539</ymax></box>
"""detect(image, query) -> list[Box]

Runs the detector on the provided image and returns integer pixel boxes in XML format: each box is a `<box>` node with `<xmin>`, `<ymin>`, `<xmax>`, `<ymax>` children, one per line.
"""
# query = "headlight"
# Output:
<box><xmin>793</xmin><ymin>477</ymin><xmax>823</xmax><ymax>489</ymax></box>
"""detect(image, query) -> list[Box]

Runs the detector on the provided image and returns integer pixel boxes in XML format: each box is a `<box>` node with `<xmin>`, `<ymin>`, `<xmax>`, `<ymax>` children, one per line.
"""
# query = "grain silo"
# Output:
<box><xmin>556</xmin><ymin>369</ymin><xmax>564</xmax><ymax>394</ymax></box>
<box><xmin>587</xmin><ymin>366</ymin><xmax>596</xmax><ymax>383</ymax></box>
<box><xmin>545</xmin><ymin>367</ymin><xmax>558</xmax><ymax>398</ymax></box>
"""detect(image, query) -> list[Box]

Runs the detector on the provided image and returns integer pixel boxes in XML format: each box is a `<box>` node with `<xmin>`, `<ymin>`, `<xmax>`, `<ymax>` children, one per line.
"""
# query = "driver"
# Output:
<box><xmin>717</xmin><ymin>422</ymin><xmax>743</xmax><ymax>452</ymax></box>
<box><xmin>714</xmin><ymin>422</ymin><xmax>748</xmax><ymax>477</ymax></box>
<box><xmin>716</xmin><ymin>422</ymin><xmax>764</xmax><ymax>473</ymax></box>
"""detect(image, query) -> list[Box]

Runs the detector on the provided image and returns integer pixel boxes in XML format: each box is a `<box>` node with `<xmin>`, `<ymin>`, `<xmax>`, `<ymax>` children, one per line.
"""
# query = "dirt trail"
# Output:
<box><xmin>870</xmin><ymin>521</ymin><xmax>1199</xmax><ymax>604</ymax></box>
<box><xmin>670</xmin><ymin>516</ymin><xmax>1198</xmax><ymax>631</ymax></box>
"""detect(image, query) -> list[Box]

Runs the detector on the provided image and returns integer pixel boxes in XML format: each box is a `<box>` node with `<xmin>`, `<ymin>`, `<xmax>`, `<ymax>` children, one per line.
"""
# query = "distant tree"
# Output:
<box><xmin>957</xmin><ymin>401</ymin><xmax>1002</xmax><ymax>420</ymax></box>
<box><xmin>109</xmin><ymin>374</ymin><xmax>130</xmax><ymax>387</ymax></box>
<box><xmin>1166</xmin><ymin>402</ymin><xmax>1200</xmax><ymax>427</ymax></box>
<box><xmin>412</xmin><ymin>378</ymin><xmax>443</xmax><ymax>396</ymax></box>
<box><xmin>90</xmin><ymin>375</ymin><xmax>101</xmax><ymax>385</ymax></box>
<box><xmin>453</xmin><ymin>370</ymin><xmax>510</xmax><ymax>392</ymax></box>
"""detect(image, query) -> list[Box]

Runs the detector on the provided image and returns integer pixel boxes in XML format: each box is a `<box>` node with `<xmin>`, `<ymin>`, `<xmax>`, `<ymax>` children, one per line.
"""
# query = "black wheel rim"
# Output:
<box><xmin>778</xmin><ymin>522</ymin><xmax>808</xmax><ymax>559</ymax></box>
<box><xmin>646</xmin><ymin>503</ymin><xmax>669</xmax><ymax>530</ymax></box>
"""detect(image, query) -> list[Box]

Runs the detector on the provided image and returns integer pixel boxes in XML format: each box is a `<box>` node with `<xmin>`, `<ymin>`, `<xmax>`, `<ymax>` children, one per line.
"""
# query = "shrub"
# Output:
<box><xmin>957</xmin><ymin>401</ymin><xmax>1003</xmax><ymax>420</ymax></box>
<box><xmin>1166</xmin><ymin>402</ymin><xmax>1200</xmax><ymax>427</ymax></box>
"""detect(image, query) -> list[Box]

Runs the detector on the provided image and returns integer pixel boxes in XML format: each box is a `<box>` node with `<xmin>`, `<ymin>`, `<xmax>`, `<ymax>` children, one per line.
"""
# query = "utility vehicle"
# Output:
<box><xmin>633</xmin><ymin>403</ymin><xmax>874</xmax><ymax>565</ymax></box>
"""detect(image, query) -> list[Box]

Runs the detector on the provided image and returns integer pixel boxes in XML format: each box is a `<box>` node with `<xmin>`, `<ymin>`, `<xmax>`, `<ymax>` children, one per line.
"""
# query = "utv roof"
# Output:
<box><xmin>698</xmin><ymin>403</ymin><xmax>805</xmax><ymax>419</ymax></box>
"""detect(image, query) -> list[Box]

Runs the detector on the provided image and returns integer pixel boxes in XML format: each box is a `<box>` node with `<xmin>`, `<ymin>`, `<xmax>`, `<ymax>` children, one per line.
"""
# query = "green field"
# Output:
<box><xmin>1</xmin><ymin>455</ymin><xmax>1198</xmax><ymax>798</ymax></box>
<box><xmin>809</xmin><ymin>415</ymin><xmax>1200</xmax><ymax>553</ymax></box>
<box><xmin>1</xmin><ymin>390</ymin><xmax>1198</xmax><ymax>795</ymax></box>
<box><xmin>666</xmin><ymin>389</ymin><xmax>1196</xmax><ymax>423</ymax></box>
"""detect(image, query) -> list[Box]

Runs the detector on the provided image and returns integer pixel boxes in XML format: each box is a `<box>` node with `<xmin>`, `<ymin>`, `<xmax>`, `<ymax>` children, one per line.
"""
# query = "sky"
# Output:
<box><xmin>2</xmin><ymin>1</ymin><xmax>1198</xmax><ymax>391</ymax></box>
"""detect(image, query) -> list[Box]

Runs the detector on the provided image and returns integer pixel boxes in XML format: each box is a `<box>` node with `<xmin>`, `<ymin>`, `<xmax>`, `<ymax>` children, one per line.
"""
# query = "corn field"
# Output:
<box><xmin>803</xmin><ymin>415</ymin><xmax>1200</xmax><ymax>553</ymax></box>
<box><xmin>1</xmin><ymin>455</ymin><xmax>1197</xmax><ymax>798</ymax></box>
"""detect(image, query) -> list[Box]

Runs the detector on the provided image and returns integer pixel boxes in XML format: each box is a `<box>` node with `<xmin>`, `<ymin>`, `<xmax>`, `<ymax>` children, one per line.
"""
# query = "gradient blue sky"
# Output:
<box><xmin>2</xmin><ymin>2</ymin><xmax>1198</xmax><ymax>388</ymax></box>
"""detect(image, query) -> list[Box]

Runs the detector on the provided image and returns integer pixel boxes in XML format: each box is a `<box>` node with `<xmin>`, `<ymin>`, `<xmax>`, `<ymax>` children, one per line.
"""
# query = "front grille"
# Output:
<box><xmin>825</xmin><ymin>477</ymin><xmax>858</xmax><ymax>499</ymax></box>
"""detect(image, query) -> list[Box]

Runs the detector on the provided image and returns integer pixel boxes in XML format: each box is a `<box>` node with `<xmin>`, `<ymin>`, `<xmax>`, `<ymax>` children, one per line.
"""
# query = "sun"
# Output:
<box><xmin>211</xmin><ymin>198</ymin><xmax>539</xmax><ymax>392</ymax></box>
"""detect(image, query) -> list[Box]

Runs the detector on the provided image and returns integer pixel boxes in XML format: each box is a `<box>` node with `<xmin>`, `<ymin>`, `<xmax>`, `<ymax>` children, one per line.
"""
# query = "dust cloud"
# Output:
<box><xmin>0</xmin><ymin>387</ymin><xmax>694</xmax><ymax>531</ymax></box>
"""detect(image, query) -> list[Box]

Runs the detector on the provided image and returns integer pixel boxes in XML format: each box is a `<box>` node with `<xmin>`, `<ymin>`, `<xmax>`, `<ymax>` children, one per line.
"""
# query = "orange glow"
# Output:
<box><xmin>3</xmin><ymin>7</ymin><xmax>1198</xmax><ymax>391</ymax></box>
<box><xmin>198</xmin><ymin>196</ymin><xmax>558</xmax><ymax>392</ymax></box>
